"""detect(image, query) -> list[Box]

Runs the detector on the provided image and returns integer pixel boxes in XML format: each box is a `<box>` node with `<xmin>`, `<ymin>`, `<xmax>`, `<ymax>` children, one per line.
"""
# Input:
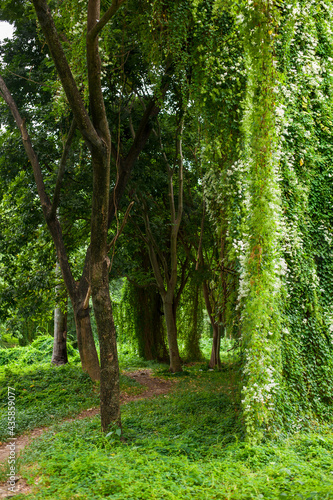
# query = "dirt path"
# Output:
<box><xmin>0</xmin><ymin>369</ymin><xmax>175</xmax><ymax>498</ymax></box>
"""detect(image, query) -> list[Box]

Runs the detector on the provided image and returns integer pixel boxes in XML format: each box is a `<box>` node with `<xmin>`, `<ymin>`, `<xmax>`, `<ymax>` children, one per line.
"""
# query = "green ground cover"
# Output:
<box><xmin>0</xmin><ymin>350</ymin><xmax>331</xmax><ymax>500</ymax></box>
<box><xmin>0</xmin><ymin>337</ymin><xmax>145</xmax><ymax>442</ymax></box>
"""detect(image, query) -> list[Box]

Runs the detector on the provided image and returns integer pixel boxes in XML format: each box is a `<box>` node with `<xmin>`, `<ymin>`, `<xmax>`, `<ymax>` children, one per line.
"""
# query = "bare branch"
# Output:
<box><xmin>155</xmin><ymin>119</ymin><xmax>176</xmax><ymax>224</ymax></box>
<box><xmin>108</xmin><ymin>61</ymin><xmax>173</xmax><ymax>227</ymax></box>
<box><xmin>175</xmin><ymin>114</ymin><xmax>185</xmax><ymax>229</ymax></box>
<box><xmin>175</xmin><ymin>256</ymin><xmax>190</xmax><ymax>310</ymax></box>
<box><xmin>107</xmin><ymin>201</ymin><xmax>134</xmax><ymax>251</ymax></box>
<box><xmin>86</xmin><ymin>0</ymin><xmax>111</xmax><ymax>145</ymax></box>
<box><xmin>5</xmin><ymin>69</ymin><xmax>44</xmax><ymax>86</ymax></box>
<box><xmin>195</xmin><ymin>200</ymin><xmax>205</xmax><ymax>270</ymax></box>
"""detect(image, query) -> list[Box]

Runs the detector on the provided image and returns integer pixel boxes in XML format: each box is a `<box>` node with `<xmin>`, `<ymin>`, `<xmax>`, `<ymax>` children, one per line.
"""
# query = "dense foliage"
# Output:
<box><xmin>0</xmin><ymin>351</ymin><xmax>332</xmax><ymax>499</ymax></box>
<box><xmin>0</xmin><ymin>0</ymin><xmax>332</xmax><ymax>444</ymax></box>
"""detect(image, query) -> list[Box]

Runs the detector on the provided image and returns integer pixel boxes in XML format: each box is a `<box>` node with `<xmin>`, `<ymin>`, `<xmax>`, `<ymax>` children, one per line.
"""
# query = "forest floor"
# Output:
<box><xmin>0</xmin><ymin>348</ymin><xmax>332</xmax><ymax>500</ymax></box>
<box><xmin>0</xmin><ymin>369</ymin><xmax>177</xmax><ymax>498</ymax></box>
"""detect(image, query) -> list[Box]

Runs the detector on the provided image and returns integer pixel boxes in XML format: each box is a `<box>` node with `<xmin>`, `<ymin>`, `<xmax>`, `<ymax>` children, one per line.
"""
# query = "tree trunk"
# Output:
<box><xmin>184</xmin><ymin>285</ymin><xmax>202</xmax><ymax>361</ymax></box>
<box><xmin>52</xmin><ymin>261</ymin><xmax>68</xmax><ymax>366</ymax></box>
<box><xmin>209</xmin><ymin>323</ymin><xmax>222</xmax><ymax>369</ymax></box>
<box><xmin>92</xmin><ymin>274</ymin><xmax>121</xmax><ymax>430</ymax></box>
<box><xmin>208</xmin><ymin>323</ymin><xmax>220</xmax><ymax>368</ymax></box>
<box><xmin>52</xmin><ymin>293</ymin><xmax>68</xmax><ymax>366</ymax></box>
<box><xmin>133</xmin><ymin>285</ymin><xmax>168</xmax><ymax>361</ymax></box>
<box><xmin>202</xmin><ymin>280</ymin><xmax>221</xmax><ymax>369</ymax></box>
<box><xmin>90</xmin><ymin>144</ymin><xmax>120</xmax><ymax>431</ymax></box>
<box><xmin>52</xmin><ymin>305</ymin><xmax>68</xmax><ymax>365</ymax></box>
<box><xmin>74</xmin><ymin>305</ymin><xmax>100</xmax><ymax>381</ymax></box>
<box><xmin>163</xmin><ymin>298</ymin><xmax>182</xmax><ymax>372</ymax></box>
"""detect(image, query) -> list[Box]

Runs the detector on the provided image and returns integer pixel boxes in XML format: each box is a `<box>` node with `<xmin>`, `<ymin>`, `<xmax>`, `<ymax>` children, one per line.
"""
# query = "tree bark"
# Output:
<box><xmin>209</xmin><ymin>322</ymin><xmax>221</xmax><ymax>369</ymax></box>
<box><xmin>202</xmin><ymin>280</ymin><xmax>221</xmax><ymax>369</ymax></box>
<box><xmin>90</xmin><ymin>146</ymin><xmax>121</xmax><ymax>429</ymax></box>
<box><xmin>184</xmin><ymin>285</ymin><xmax>202</xmax><ymax>361</ymax></box>
<box><xmin>52</xmin><ymin>303</ymin><xmax>68</xmax><ymax>365</ymax></box>
<box><xmin>92</xmin><ymin>278</ymin><xmax>121</xmax><ymax>429</ymax></box>
<box><xmin>52</xmin><ymin>262</ymin><xmax>68</xmax><ymax>366</ymax></box>
<box><xmin>131</xmin><ymin>284</ymin><xmax>168</xmax><ymax>361</ymax></box>
<box><xmin>74</xmin><ymin>305</ymin><xmax>100</xmax><ymax>381</ymax></box>
<box><xmin>162</xmin><ymin>297</ymin><xmax>182</xmax><ymax>373</ymax></box>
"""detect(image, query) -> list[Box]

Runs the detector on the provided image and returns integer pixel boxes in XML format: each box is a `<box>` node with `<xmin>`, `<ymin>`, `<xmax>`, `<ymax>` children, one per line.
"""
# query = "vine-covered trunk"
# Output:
<box><xmin>134</xmin><ymin>286</ymin><xmax>168</xmax><ymax>361</ymax></box>
<box><xmin>184</xmin><ymin>285</ymin><xmax>202</xmax><ymax>361</ymax></box>
<box><xmin>163</xmin><ymin>298</ymin><xmax>182</xmax><ymax>372</ymax></box>
<box><xmin>238</xmin><ymin>0</ymin><xmax>282</xmax><ymax>442</ymax></box>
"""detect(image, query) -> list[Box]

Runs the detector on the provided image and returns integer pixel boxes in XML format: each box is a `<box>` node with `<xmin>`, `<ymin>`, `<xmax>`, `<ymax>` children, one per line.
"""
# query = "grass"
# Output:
<box><xmin>0</xmin><ymin>337</ymin><xmax>146</xmax><ymax>442</ymax></box>
<box><xmin>0</xmin><ymin>338</ymin><xmax>332</xmax><ymax>499</ymax></box>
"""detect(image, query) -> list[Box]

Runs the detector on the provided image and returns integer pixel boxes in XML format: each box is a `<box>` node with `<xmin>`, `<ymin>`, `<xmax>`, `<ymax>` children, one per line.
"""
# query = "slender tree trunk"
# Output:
<box><xmin>52</xmin><ymin>303</ymin><xmax>68</xmax><ymax>365</ymax></box>
<box><xmin>202</xmin><ymin>280</ymin><xmax>222</xmax><ymax>369</ymax></box>
<box><xmin>184</xmin><ymin>285</ymin><xmax>202</xmax><ymax>361</ymax></box>
<box><xmin>74</xmin><ymin>305</ymin><xmax>100</xmax><ymax>381</ymax></box>
<box><xmin>162</xmin><ymin>297</ymin><xmax>182</xmax><ymax>372</ymax></box>
<box><xmin>209</xmin><ymin>323</ymin><xmax>221</xmax><ymax>369</ymax></box>
<box><xmin>52</xmin><ymin>263</ymin><xmax>68</xmax><ymax>365</ymax></box>
<box><xmin>90</xmin><ymin>146</ymin><xmax>120</xmax><ymax>429</ymax></box>
<box><xmin>217</xmin><ymin>324</ymin><xmax>222</xmax><ymax>371</ymax></box>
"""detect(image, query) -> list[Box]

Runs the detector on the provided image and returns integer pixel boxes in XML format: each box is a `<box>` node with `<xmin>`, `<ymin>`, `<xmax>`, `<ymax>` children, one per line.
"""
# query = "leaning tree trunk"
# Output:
<box><xmin>52</xmin><ymin>262</ymin><xmax>68</xmax><ymax>365</ymax></box>
<box><xmin>162</xmin><ymin>297</ymin><xmax>182</xmax><ymax>373</ymax></box>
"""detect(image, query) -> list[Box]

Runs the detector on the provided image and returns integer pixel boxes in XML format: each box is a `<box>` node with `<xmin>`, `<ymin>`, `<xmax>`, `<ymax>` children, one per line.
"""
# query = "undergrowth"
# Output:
<box><xmin>1</xmin><ymin>362</ymin><xmax>332</xmax><ymax>499</ymax></box>
<box><xmin>0</xmin><ymin>337</ymin><xmax>147</xmax><ymax>442</ymax></box>
<box><xmin>0</xmin><ymin>339</ymin><xmax>332</xmax><ymax>499</ymax></box>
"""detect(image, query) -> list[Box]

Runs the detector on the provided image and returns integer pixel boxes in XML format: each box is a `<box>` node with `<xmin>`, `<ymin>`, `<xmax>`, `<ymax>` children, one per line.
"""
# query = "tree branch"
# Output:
<box><xmin>87</xmin><ymin>0</ymin><xmax>126</xmax><ymax>41</ymax></box>
<box><xmin>50</xmin><ymin>118</ymin><xmax>77</xmax><ymax>220</ymax></box>
<box><xmin>107</xmin><ymin>201</ymin><xmax>134</xmax><ymax>251</ymax></box>
<box><xmin>0</xmin><ymin>74</ymin><xmax>51</xmax><ymax>214</ymax></box>
<box><xmin>86</xmin><ymin>0</ymin><xmax>111</xmax><ymax>145</ymax></box>
<box><xmin>108</xmin><ymin>61</ymin><xmax>173</xmax><ymax>227</ymax></box>
<box><xmin>32</xmin><ymin>0</ymin><xmax>101</xmax><ymax>149</ymax></box>
<box><xmin>175</xmin><ymin>256</ymin><xmax>190</xmax><ymax>310</ymax></box>
<box><xmin>0</xmin><ymin>73</ymin><xmax>77</xmax><ymax>298</ymax></box>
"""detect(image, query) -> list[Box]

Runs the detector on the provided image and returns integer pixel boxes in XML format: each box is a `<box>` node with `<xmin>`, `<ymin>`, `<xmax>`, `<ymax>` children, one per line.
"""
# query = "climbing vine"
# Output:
<box><xmin>234</xmin><ymin>0</ymin><xmax>284</xmax><ymax>442</ymax></box>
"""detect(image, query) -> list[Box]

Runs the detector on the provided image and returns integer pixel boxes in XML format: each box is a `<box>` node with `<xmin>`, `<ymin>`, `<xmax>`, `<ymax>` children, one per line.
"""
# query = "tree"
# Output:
<box><xmin>51</xmin><ymin>261</ymin><xmax>68</xmax><ymax>366</ymax></box>
<box><xmin>139</xmin><ymin>111</ymin><xmax>186</xmax><ymax>373</ymax></box>
<box><xmin>0</xmin><ymin>0</ymin><xmax>172</xmax><ymax>431</ymax></box>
